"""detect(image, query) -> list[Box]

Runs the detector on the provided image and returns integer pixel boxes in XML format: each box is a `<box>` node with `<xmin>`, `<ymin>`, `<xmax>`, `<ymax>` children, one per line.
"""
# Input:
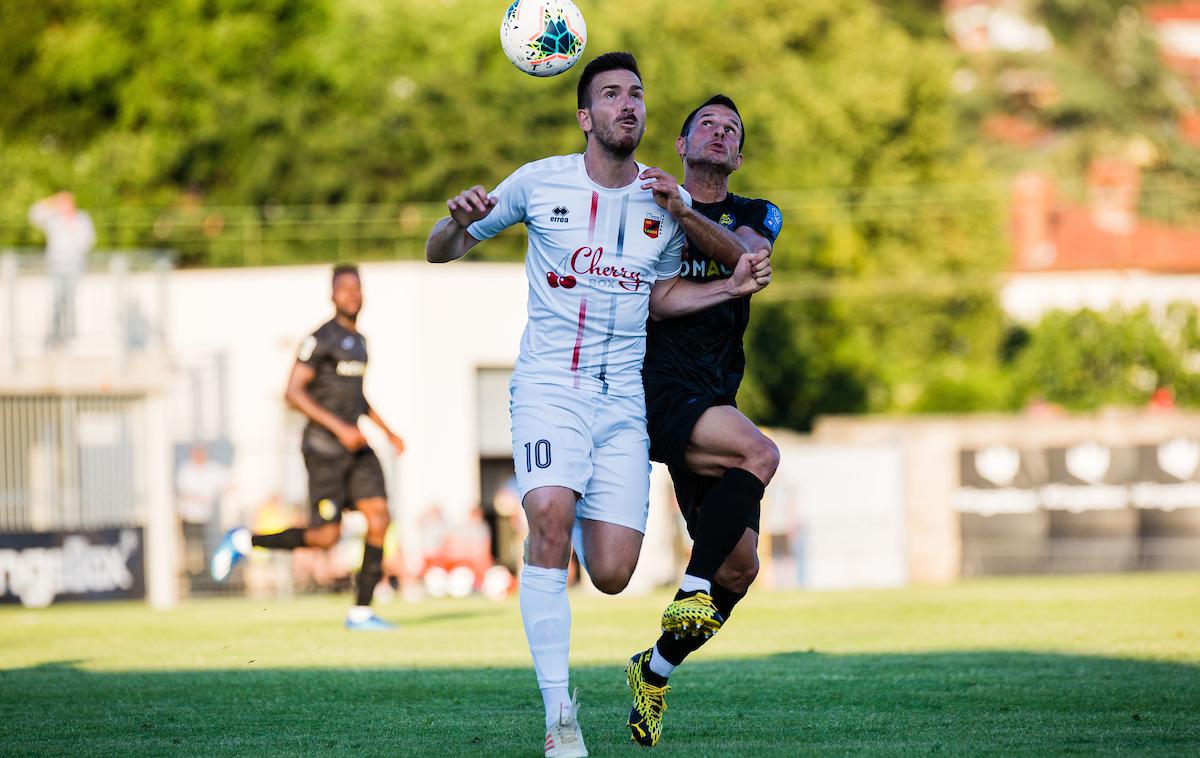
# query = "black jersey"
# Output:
<box><xmin>643</xmin><ymin>193</ymin><xmax>782</xmax><ymax>399</ymax></box>
<box><xmin>297</xmin><ymin>318</ymin><xmax>369</xmax><ymax>450</ymax></box>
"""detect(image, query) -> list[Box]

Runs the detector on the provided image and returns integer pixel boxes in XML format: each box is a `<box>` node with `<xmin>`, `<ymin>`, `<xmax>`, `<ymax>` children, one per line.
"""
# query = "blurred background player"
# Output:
<box><xmin>210</xmin><ymin>263</ymin><xmax>406</xmax><ymax>630</ymax></box>
<box><xmin>425</xmin><ymin>52</ymin><xmax>769</xmax><ymax>758</ymax></box>
<box><xmin>627</xmin><ymin>95</ymin><xmax>783</xmax><ymax>747</ymax></box>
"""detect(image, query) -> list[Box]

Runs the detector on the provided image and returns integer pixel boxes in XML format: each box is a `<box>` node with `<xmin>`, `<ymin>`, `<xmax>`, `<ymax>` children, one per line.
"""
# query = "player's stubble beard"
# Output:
<box><xmin>592</xmin><ymin>115</ymin><xmax>644</xmax><ymax>162</ymax></box>
<box><xmin>686</xmin><ymin>137</ymin><xmax>738</xmax><ymax>176</ymax></box>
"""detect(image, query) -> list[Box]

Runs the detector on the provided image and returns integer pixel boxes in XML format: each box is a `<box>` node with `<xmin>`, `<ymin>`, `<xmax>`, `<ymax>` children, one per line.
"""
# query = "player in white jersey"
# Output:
<box><xmin>425</xmin><ymin>52</ymin><xmax>770</xmax><ymax>758</ymax></box>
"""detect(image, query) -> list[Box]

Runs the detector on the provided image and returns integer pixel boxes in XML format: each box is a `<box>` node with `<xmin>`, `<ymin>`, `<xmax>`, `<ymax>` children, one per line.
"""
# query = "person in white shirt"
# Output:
<box><xmin>28</xmin><ymin>192</ymin><xmax>96</xmax><ymax>348</ymax></box>
<box><xmin>425</xmin><ymin>52</ymin><xmax>770</xmax><ymax>758</ymax></box>
<box><xmin>176</xmin><ymin>443</ymin><xmax>231</xmax><ymax>585</ymax></box>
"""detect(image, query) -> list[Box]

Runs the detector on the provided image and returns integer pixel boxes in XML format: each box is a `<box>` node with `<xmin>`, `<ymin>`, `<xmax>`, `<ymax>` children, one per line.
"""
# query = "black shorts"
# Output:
<box><xmin>646</xmin><ymin>383</ymin><xmax>732</xmax><ymax>471</ymax></box>
<box><xmin>645</xmin><ymin>384</ymin><xmax>760</xmax><ymax>538</ymax></box>
<box><xmin>303</xmin><ymin>447</ymin><xmax>387</xmax><ymax>525</ymax></box>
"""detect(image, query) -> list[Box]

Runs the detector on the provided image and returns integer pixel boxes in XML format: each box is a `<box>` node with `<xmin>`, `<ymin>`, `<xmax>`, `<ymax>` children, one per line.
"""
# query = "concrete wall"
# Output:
<box><xmin>814</xmin><ymin>410</ymin><xmax>1200</xmax><ymax>583</ymax></box>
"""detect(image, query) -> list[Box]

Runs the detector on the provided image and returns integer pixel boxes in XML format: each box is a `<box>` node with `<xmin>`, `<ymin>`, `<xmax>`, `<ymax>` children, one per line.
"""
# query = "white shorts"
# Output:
<box><xmin>510</xmin><ymin>381</ymin><xmax>651</xmax><ymax>534</ymax></box>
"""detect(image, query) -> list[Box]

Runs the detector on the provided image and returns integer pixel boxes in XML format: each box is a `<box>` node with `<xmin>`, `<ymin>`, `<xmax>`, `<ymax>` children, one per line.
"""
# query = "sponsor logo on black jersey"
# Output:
<box><xmin>336</xmin><ymin>360</ymin><xmax>366</xmax><ymax>377</ymax></box>
<box><xmin>550</xmin><ymin>205</ymin><xmax>570</xmax><ymax>223</ymax></box>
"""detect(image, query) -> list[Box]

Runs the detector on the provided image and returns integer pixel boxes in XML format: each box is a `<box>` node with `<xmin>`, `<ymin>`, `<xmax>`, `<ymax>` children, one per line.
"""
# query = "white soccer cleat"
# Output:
<box><xmin>544</xmin><ymin>689</ymin><xmax>588</xmax><ymax>758</ymax></box>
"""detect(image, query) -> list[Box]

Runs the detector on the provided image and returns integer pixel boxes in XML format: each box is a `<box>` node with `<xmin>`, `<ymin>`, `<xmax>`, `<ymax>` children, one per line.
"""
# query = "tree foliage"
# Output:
<box><xmin>3</xmin><ymin>1</ymin><xmax>1195</xmax><ymax>427</ymax></box>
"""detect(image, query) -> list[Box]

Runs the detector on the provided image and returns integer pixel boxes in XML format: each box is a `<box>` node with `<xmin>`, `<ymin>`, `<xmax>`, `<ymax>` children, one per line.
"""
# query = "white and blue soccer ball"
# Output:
<box><xmin>500</xmin><ymin>0</ymin><xmax>587</xmax><ymax>77</ymax></box>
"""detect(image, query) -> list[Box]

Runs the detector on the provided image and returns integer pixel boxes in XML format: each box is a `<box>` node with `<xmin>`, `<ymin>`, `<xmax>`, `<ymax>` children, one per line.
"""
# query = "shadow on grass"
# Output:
<box><xmin>1</xmin><ymin>651</ymin><xmax>1197</xmax><ymax>756</ymax></box>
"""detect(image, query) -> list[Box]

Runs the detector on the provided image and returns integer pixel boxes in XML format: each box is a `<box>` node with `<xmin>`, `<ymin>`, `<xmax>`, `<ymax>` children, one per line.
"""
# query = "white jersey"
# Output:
<box><xmin>469</xmin><ymin>154</ymin><xmax>686</xmax><ymax>396</ymax></box>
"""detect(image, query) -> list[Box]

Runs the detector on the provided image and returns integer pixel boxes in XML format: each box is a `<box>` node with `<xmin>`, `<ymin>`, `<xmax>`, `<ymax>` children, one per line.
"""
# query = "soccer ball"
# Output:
<box><xmin>500</xmin><ymin>0</ymin><xmax>587</xmax><ymax>77</ymax></box>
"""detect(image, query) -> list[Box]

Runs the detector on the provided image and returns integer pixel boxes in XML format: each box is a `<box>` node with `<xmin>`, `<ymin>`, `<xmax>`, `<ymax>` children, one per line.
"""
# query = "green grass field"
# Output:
<box><xmin>3</xmin><ymin>573</ymin><xmax>1198</xmax><ymax>756</ymax></box>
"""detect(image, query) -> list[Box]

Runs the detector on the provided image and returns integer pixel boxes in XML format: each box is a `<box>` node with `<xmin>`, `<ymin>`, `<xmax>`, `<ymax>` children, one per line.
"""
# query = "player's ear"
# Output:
<box><xmin>732</xmin><ymin>153</ymin><xmax>744</xmax><ymax>172</ymax></box>
<box><xmin>577</xmin><ymin>108</ymin><xmax>592</xmax><ymax>134</ymax></box>
<box><xmin>675</xmin><ymin>135</ymin><xmax>686</xmax><ymax>159</ymax></box>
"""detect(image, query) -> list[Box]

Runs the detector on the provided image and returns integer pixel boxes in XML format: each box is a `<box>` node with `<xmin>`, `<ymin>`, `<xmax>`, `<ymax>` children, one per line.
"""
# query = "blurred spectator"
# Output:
<box><xmin>444</xmin><ymin>506</ymin><xmax>494</xmax><ymax>586</ymax></box>
<box><xmin>175</xmin><ymin>443</ymin><xmax>230</xmax><ymax>587</ymax></box>
<box><xmin>418</xmin><ymin>504</ymin><xmax>449</xmax><ymax>572</ymax></box>
<box><xmin>28</xmin><ymin>192</ymin><xmax>95</xmax><ymax>349</ymax></box>
<box><xmin>492</xmin><ymin>476</ymin><xmax>527</xmax><ymax>572</ymax></box>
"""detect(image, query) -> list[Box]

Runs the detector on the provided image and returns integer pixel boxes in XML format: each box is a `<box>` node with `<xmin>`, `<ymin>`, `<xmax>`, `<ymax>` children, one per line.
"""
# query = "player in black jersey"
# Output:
<box><xmin>626</xmin><ymin>95</ymin><xmax>783</xmax><ymax>746</ymax></box>
<box><xmin>211</xmin><ymin>264</ymin><xmax>406</xmax><ymax>630</ymax></box>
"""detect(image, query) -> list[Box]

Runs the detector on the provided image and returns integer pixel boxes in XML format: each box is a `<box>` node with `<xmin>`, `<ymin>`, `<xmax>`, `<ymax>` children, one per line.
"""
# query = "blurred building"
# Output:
<box><xmin>1004</xmin><ymin>161</ymin><xmax>1200</xmax><ymax>321</ymax></box>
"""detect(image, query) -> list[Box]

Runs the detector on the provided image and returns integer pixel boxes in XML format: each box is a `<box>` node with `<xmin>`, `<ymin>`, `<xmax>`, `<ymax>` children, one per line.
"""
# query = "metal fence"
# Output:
<box><xmin>0</xmin><ymin>395</ymin><xmax>146</xmax><ymax>532</ymax></box>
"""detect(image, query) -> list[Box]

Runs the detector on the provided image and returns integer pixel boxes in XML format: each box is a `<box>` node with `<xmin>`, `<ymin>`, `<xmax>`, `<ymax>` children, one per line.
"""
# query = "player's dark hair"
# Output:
<box><xmin>680</xmin><ymin>94</ymin><xmax>745</xmax><ymax>150</ymax></box>
<box><xmin>576</xmin><ymin>51</ymin><xmax>641</xmax><ymax>109</ymax></box>
<box><xmin>332</xmin><ymin>263</ymin><xmax>359</xmax><ymax>284</ymax></box>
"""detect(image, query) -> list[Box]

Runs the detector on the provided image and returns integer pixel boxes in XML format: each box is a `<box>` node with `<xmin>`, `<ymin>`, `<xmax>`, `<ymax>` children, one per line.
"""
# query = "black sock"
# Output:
<box><xmin>684</xmin><ymin>468</ymin><xmax>765</xmax><ymax>582</ymax></box>
<box><xmin>355</xmin><ymin>544</ymin><xmax>384</xmax><ymax>607</ymax></box>
<box><xmin>251</xmin><ymin>528</ymin><xmax>307</xmax><ymax>550</ymax></box>
<box><xmin>648</xmin><ymin>583</ymin><xmax>748</xmax><ymax>680</ymax></box>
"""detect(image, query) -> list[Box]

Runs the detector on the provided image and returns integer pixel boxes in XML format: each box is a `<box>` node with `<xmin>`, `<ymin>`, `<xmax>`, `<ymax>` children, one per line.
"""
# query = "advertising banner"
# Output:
<box><xmin>0</xmin><ymin>527</ymin><xmax>145</xmax><ymax>608</ymax></box>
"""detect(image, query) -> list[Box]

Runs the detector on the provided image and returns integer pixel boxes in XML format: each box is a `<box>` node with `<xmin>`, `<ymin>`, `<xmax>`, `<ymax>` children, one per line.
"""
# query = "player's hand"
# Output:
<box><xmin>387</xmin><ymin>432</ymin><xmax>406</xmax><ymax>455</ymax></box>
<box><xmin>729</xmin><ymin>252</ymin><xmax>771</xmax><ymax>296</ymax></box>
<box><xmin>640</xmin><ymin>168</ymin><xmax>687</xmax><ymax>217</ymax></box>
<box><xmin>335</xmin><ymin>422</ymin><xmax>368</xmax><ymax>453</ymax></box>
<box><xmin>447</xmin><ymin>185</ymin><xmax>497</xmax><ymax>229</ymax></box>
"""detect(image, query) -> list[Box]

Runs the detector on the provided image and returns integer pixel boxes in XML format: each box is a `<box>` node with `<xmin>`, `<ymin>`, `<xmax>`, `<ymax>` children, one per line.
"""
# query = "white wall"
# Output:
<box><xmin>167</xmin><ymin>261</ymin><xmax>528</xmax><ymax>531</ymax></box>
<box><xmin>1002</xmin><ymin>270</ymin><xmax>1200</xmax><ymax>322</ymax></box>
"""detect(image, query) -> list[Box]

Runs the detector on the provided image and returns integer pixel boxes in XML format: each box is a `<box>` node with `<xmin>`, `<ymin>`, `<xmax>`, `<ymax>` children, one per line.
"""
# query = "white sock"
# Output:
<box><xmin>346</xmin><ymin>605</ymin><xmax>372</xmax><ymax>623</ymax></box>
<box><xmin>649</xmin><ymin>644</ymin><xmax>676</xmax><ymax>679</ymax></box>
<box><xmin>680</xmin><ymin>573</ymin><xmax>711</xmax><ymax>595</ymax></box>
<box><xmin>520</xmin><ymin>565</ymin><xmax>571</xmax><ymax>729</ymax></box>
<box><xmin>570</xmin><ymin>520</ymin><xmax>589</xmax><ymax>576</ymax></box>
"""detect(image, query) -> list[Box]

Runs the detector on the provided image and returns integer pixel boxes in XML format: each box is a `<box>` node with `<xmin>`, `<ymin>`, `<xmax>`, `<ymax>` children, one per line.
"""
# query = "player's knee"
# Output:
<box><xmin>716</xmin><ymin>556</ymin><xmax>759</xmax><ymax>594</ymax></box>
<box><xmin>716</xmin><ymin>542</ymin><xmax>760</xmax><ymax>593</ymax></box>
<box><xmin>741</xmin><ymin>435</ymin><xmax>780</xmax><ymax>485</ymax></box>
<box><xmin>523</xmin><ymin>494</ymin><xmax>574</xmax><ymax>535</ymax></box>
<box><xmin>588</xmin><ymin>564</ymin><xmax>633</xmax><ymax>595</ymax></box>
<box><xmin>308</xmin><ymin>524</ymin><xmax>340</xmax><ymax>548</ymax></box>
<box><xmin>361</xmin><ymin>504</ymin><xmax>390</xmax><ymax>533</ymax></box>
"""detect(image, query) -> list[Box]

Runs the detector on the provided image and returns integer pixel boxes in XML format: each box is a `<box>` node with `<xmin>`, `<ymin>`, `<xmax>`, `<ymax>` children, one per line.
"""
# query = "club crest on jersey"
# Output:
<box><xmin>341</xmin><ymin>336</ymin><xmax>355</xmax><ymax>350</ymax></box>
<box><xmin>643</xmin><ymin>213</ymin><xmax>663</xmax><ymax>239</ymax></box>
<box><xmin>318</xmin><ymin>499</ymin><xmax>338</xmax><ymax>521</ymax></box>
<box><xmin>719</xmin><ymin>213</ymin><xmax>734</xmax><ymax>227</ymax></box>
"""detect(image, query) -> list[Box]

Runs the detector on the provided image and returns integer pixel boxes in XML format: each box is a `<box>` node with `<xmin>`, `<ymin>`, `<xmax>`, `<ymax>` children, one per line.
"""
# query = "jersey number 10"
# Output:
<box><xmin>524</xmin><ymin>439</ymin><xmax>552</xmax><ymax>472</ymax></box>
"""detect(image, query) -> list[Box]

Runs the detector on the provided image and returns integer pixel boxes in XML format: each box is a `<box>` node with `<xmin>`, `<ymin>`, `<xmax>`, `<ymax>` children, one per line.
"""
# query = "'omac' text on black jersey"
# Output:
<box><xmin>643</xmin><ymin>193</ymin><xmax>782</xmax><ymax>399</ymax></box>
<box><xmin>297</xmin><ymin>318</ymin><xmax>369</xmax><ymax>450</ymax></box>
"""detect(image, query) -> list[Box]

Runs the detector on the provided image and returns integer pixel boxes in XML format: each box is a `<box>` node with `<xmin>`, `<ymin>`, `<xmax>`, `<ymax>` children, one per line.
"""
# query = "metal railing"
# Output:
<box><xmin>0</xmin><ymin>250</ymin><xmax>173</xmax><ymax>375</ymax></box>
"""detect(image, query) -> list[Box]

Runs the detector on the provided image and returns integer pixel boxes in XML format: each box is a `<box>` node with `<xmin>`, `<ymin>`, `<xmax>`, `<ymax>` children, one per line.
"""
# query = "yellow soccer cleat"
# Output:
<box><xmin>626</xmin><ymin>649</ymin><xmax>671</xmax><ymax>747</ymax></box>
<box><xmin>659</xmin><ymin>591</ymin><xmax>724</xmax><ymax>638</ymax></box>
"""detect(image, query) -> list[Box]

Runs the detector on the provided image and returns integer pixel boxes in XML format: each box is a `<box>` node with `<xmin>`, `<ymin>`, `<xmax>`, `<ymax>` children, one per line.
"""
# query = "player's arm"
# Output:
<box><xmin>735</xmin><ymin>225</ymin><xmax>774</xmax><ymax>260</ymax></box>
<box><xmin>733</xmin><ymin>199</ymin><xmax>782</xmax><ymax>262</ymax></box>
<box><xmin>648</xmin><ymin>252</ymin><xmax>772</xmax><ymax>321</ymax></box>
<box><xmin>641</xmin><ymin>167</ymin><xmax>750</xmax><ymax>268</ymax></box>
<box><xmin>365</xmin><ymin>405</ymin><xmax>405</xmax><ymax>454</ymax></box>
<box><xmin>284</xmin><ymin>361</ymin><xmax>366</xmax><ymax>452</ymax></box>
<box><xmin>425</xmin><ymin>185</ymin><xmax>496</xmax><ymax>263</ymax></box>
